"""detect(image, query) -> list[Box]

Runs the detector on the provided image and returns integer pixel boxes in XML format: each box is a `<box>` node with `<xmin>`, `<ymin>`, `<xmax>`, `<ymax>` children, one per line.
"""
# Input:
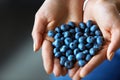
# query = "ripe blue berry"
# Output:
<box><xmin>48</xmin><ymin>30</ymin><xmax>55</xmax><ymax>37</ymax></box>
<box><xmin>66</xmin><ymin>50</ymin><xmax>73</xmax><ymax>57</ymax></box>
<box><xmin>53</xmin><ymin>48</ymin><xmax>59</xmax><ymax>54</ymax></box>
<box><xmin>60</xmin><ymin>24</ymin><xmax>69</xmax><ymax>31</ymax></box>
<box><xmin>52</xmin><ymin>39</ymin><xmax>63</xmax><ymax>48</ymax></box>
<box><xmin>60</xmin><ymin>45</ymin><xmax>68</xmax><ymax>53</ymax></box>
<box><xmin>55</xmin><ymin>52</ymin><xmax>62</xmax><ymax>58</ymax></box>
<box><xmin>86</xmin><ymin>20</ymin><xmax>93</xmax><ymax>28</ymax></box>
<box><xmin>68</xmin><ymin>55</ymin><xmax>76</xmax><ymax>62</ymax></box>
<box><xmin>86</xmin><ymin>36</ymin><xmax>95</xmax><ymax>43</ymax></box>
<box><xmin>76</xmin><ymin>52</ymin><xmax>85</xmax><ymax>60</ymax></box>
<box><xmin>74</xmin><ymin>48</ymin><xmax>80</xmax><ymax>55</ymax></box>
<box><xmin>85</xmin><ymin>43</ymin><xmax>93</xmax><ymax>49</ymax></box>
<box><xmin>60</xmin><ymin>56</ymin><xmax>67</xmax><ymax>66</ymax></box>
<box><xmin>90</xmin><ymin>25</ymin><xmax>98</xmax><ymax>32</ymax></box>
<box><xmin>84</xmin><ymin>33</ymin><xmax>89</xmax><ymax>37</ymax></box>
<box><xmin>75</xmin><ymin>32</ymin><xmax>83</xmax><ymax>39</ymax></box>
<box><xmin>75</xmin><ymin>27</ymin><xmax>81</xmax><ymax>32</ymax></box>
<box><xmin>84</xmin><ymin>28</ymin><xmax>90</xmax><ymax>33</ymax></box>
<box><xmin>96</xmin><ymin>36</ymin><xmax>104</xmax><ymax>45</ymax></box>
<box><xmin>83</xmin><ymin>50</ymin><xmax>89</xmax><ymax>55</ymax></box>
<box><xmin>79</xmin><ymin>22</ymin><xmax>86</xmax><ymax>29</ymax></box>
<box><xmin>64</xmin><ymin>60</ymin><xmax>74</xmax><ymax>69</ymax></box>
<box><xmin>63</xmin><ymin>31</ymin><xmax>71</xmax><ymax>37</ymax></box>
<box><xmin>68</xmin><ymin>21</ymin><xmax>76</xmax><ymax>28</ymax></box>
<box><xmin>89</xmin><ymin>48</ymin><xmax>97</xmax><ymax>56</ymax></box>
<box><xmin>85</xmin><ymin>54</ymin><xmax>92</xmax><ymax>61</ymax></box>
<box><xmin>78</xmin><ymin>60</ymin><xmax>86</xmax><ymax>67</ymax></box>
<box><xmin>64</xmin><ymin>37</ymin><xmax>72</xmax><ymax>46</ymax></box>
<box><xmin>54</xmin><ymin>33</ymin><xmax>61</xmax><ymax>40</ymax></box>
<box><xmin>95</xmin><ymin>30</ymin><xmax>102</xmax><ymax>36</ymax></box>
<box><xmin>69</xmin><ymin>42</ymin><xmax>77</xmax><ymax>50</ymax></box>
<box><xmin>78</xmin><ymin>43</ymin><xmax>86</xmax><ymax>50</ymax></box>
<box><xmin>69</xmin><ymin>29</ymin><xmax>75</xmax><ymax>34</ymax></box>
<box><xmin>78</xmin><ymin>36</ymin><xmax>86</xmax><ymax>43</ymax></box>
<box><xmin>55</xmin><ymin>27</ymin><xmax>61</xmax><ymax>33</ymax></box>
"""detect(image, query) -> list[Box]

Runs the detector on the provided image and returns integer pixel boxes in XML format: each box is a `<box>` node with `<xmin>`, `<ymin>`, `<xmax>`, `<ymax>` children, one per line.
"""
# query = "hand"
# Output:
<box><xmin>69</xmin><ymin>0</ymin><xmax>120</xmax><ymax>79</ymax></box>
<box><xmin>32</xmin><ymin>0</ymin><xmax>84</xmax><ymax>77</ymax></box>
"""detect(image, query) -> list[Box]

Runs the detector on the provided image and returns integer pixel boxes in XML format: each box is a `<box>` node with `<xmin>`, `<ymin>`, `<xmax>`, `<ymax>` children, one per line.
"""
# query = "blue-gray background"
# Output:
<box><xmin>0</xmin><ymin>0</ymin><xmax>120</xmax><ymax>80</ymax></box>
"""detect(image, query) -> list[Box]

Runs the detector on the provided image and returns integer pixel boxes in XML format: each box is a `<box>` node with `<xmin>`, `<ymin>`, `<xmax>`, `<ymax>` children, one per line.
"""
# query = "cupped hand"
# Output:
<box><xmin>32</xmin><ymin>0</ymin><xmax>84</xmax><ymax>77</ymax></box>
<box><xmin>69</xmin><ymin>0</ymin><xmax>120</xmax><ymax>79</ymax></box>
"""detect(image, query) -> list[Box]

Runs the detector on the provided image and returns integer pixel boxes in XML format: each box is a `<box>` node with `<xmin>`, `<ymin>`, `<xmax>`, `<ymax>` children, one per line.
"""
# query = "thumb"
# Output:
<box><xmin>107</xmin><ymin>27</ymin><xmax>120</xmax><ymax>61</ymax></box>
<box><xmin>32</xmin><ymin>14</ymin><xmax>47</xmax><ymax>52</ymax></box>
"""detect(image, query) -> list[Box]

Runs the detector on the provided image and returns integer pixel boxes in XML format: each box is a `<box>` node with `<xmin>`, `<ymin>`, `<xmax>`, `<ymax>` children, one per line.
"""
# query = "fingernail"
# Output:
<box><xmin>80</xmin><ymin>71</ymin><xmax>86</xmax><ymax>78</ymax></box>
<box><xmin>108</xmin><ymin>52</ymin><xmax>114</xmax><ymax>61</ymax></box>
<box><xmin>33</xmin><ymin>42</ymin><xmax>37</xmax><ymax>52</ymax></box>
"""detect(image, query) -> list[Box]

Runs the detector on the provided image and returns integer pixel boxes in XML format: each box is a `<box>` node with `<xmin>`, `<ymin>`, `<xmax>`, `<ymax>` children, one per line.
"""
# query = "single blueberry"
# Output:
<box><xmin>66</xmin><ymin>50</ymin><xmax>73</xmax><ymax>57</ymax></box>
<box><xmin>64</xmin><ymin>37</ymin><xmax>72</xmax><ymax>45</ymax></box>
<box><xmin>95</xmin><ymin>30</ymin><xmax>102</xmax><ymax>36</ymax></box>
<box><xmin>84</xmin><ymin>33</ymin><xmax>89</xmax><ymax>37</ymax></box>
<box><xmin>60</xmin><ymin>45</ymin><xmax>68</xmax><ymax>53</ymax></box>
<box><xmin>78</xmin><ymin>43</ymin><xmax>86</xmax><ymax>50</ymax></box>
<box><xmin>55</xmin><ymin>27</ymin><xmax>61</xmax><ymax>33</ymax></box>
<box><xmin>60</xmin><ymin>56</ymin><xmax>67</xmax><ymax>66</ymax></box>
<box><xmin>54</xmin><ymin>52</ymin><xmax>62</xmax><ymax>58</ymax></box>
<box><xmin>60</xmin><ymin>24</ymin><xmax>69</xmax><ymax>31</ymax></box>
<box><xmin>76</xmin><ymin>52</ymin><xmax>85</xmax><ymax>60</ymax></box>
<box><xmin>85</xmin><ymin>43</ymin><xmax>93</xmax><ymax>49</ymax></box>
<box><xmin>78</xmin><ymin>60</ymin><xmax>86</xmax><ymax>67</ymax></box>
<box><xmin>83</xmin><ymin>50</ymin><xmax>89</xmax><ymax>55</ymax></box>
<box><xmin>52</xmin><ymin>39</ymin><xmax>63</xmax><ymax>48</ymax></box>
<box><xmin>53</xmin><ymin>48</ymin><xmax>59</xmax><ymax>54</ymax></box>
<box><xmin>93</xmin><ymin>43</ymin><xmax>101</xmax><ymax>50</ymax></box>
<box><xmin>63</xmin><ymin>31</ymin><xmax>71</xmax><ymax>37</ymax></box>
<box><xmin>90</xmin><ymin>25</ymin><xmax>98</xmax><ymax>32</ymax></box>
<box><xmin>60</xmin><ymin>37</ymin><xmax>64</xmax><ymax>41</ymax></box>
<box><xmin>74</xmin><ymin>48</ymin><xmax>80</xmax><ymax>55</ymax></box>
<box><xmin>69</xmin><ymin>29</ymin><xmax>75</xmax><ymax>34</ymax></box>
<box><xmin>86</xmin><ymin>36</ymin><xmax>95</xmax><ymax>43</ymax></box>
<box><xmin>47</xmin><ymin>30</ymin><xmax>55</xmax><ymax>37</ymax></box>
<box><xmin>86</xmin><ymin>20</ymin><xmax>93</xmax><ymax>28</ymax></box>
<box><xmin>64</xmin><ymin>60</ymin><xmax>74</xmax><ymax>69</ymax></box>
<box><xmin>79</xmin><ymin>22</ymin><xmax>86</xmax><ymax>29</ymax></box>
<box><xmin>68</xmin><ymin>55</ymin><xmax>76</xmax><ymax>62</ymax></box>
<box><xmin>75</xmin><ymin>32</ymin><xmax>83</xmax><ymax>39</ymax></box>
<box><xmin>68</xmin><ymin>21</ymin><xmax>76</xmax><ymax>28</ymax></box>
<box><xmin>84</xmin><ymin>28</ymin><xmax>90</xmax><ymax>33</ymax></box>
<box><xmin>75</xmin><ymin>27</ymin><xmax>81</xmax><ymax>32</ymax></box>
<box><xmin>85</xmin><ymin>54</ymin><xmax>92</xmax><ymax>61</ymax></box>
<box><xmin>69</xmin><ymin>42</ymin><xmax>77</xmax><ymax>50</ymax></box>
<box><xmin>74</xmin><ymin>40</ymin><xmax>79</xmax><ymax>44</ymax></box>
<box><xmin>89</xmin><ymin>48</ymin><xmax>97</xmax><ymax>56</ymax></box>
<box><xmin>78</xmin><ymin>36</ymin><xmax>86</xmax><ymax>43</ymax></box>
<box><xmin>96</xmin><ymin>36</ymin><xmax>104</xmax><ymax>45</ymax></box>
<box><xmin>54</xmin><ymin>33</ymin><xmax>61</xmax><ymax>40</ymax></box>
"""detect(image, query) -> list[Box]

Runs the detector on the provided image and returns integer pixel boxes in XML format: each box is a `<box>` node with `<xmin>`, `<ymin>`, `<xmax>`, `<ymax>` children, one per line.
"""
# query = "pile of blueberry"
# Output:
<box><xmin>47</xmin><ymin>20</ymin><xmax>104</xmax><ymax>69</ymax></box>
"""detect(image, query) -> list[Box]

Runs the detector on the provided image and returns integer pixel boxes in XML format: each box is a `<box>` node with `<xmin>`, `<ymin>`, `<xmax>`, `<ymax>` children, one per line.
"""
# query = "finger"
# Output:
<box><xmin>80</xmin><ymin>45</ymin><xmax>107</xmax><ymax>78</ymax></box>
<box><xmin>53</xmin><ymin>58</ymin><xmax>62</xmax><ymax>77</ymax></box>
<box><xmin>68</xmin><ymin>63</ymin><xmax>79</xmax><ymax>78</ymax></box>
<box><xmin>42</xmin><ymin>40</ymin><xmax>53</xmax><ymax>74</ymax></box>
<box><xmin>61</xmin><ymin>67</ymin><xmax>68</xmax><ymax>76</ymax></box>
<box><xmin>32</xmin><ymin>14</ymin><xmax>47</xmax><ymax>52</ymax></box>
<box><xmin>107</xmin><ymin>26</ymin><xmax>120</xmax><ymax>60</ymax></box>
<box><xmin>72</xmin><ymin>68</ymin><xmax>81</xmax><ymax>80</ymax></box>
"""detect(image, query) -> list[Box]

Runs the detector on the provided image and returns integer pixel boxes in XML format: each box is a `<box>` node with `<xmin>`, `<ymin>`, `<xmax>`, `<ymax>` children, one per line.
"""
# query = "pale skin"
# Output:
<box><xmin>32</xmin><ymin>0</ymin><xmax>120</xmax><ymax>80</ymax></box>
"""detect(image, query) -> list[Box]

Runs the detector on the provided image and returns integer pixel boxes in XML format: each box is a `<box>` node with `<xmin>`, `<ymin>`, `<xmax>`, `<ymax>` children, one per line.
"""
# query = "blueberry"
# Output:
<box><xmin>63</xmin><ymin>31</ymin><xmax>71</xmax><ymax>37</ymax></box>
<box><xmin>75</xmin><ymin>32</ymin><xmax>83</xmax><ymax>39</ymax></box>
<box><xmin>60</xmin><ymin>45</ymin><xmax>68</xmax><ymax>53</ymax></box>
<box><xmin>52</xmin><ymin>39</ymin><xmax>63</xmax><ymax>48</ymax></box>
<box><xmin>53</xmin><ymin>48</ymin><xmax>59</xmax><ymax>54</ymax></box>
<box><xmin>68</xmin><ymin>21</ymin><xmax>76</xmax><ymax>28</ymax></box>
<box><xmin>48</xmin><ymin>30</ymin><xmax>55</xmax><ymax>37</ymax></box>
<box><xmin>86</xmin><ymin>20</ymin><xmax>93</xmax><ymax>28</ymax></box>
<box><xmin>64</xmin><ymin>37</ymin><xmax>72</xmax><ymax>45</ymax></box>
<box><xmin>54</xmin><ymin>33</ymin><xmax>61</xmax><ymax>40</ymax></box>
<box><xmin>84</xmin><ymin>33</ymin><xmax>89</xmax><ymax>37</ymax></box>
<box><xmin>76</xmin><ymin>52</ymin><xmax>85</xmax><ymax>60</ymax></box>
<box><xmin>83</xmin><ymin>50</ymin><xmax>89</xmax><ymax>55</ymax></box>
<box><xmin>55</xmin><ymin>27</ymin><xmax>61</xmax><ymax>33</ymax></box>
<box><xmin>79</xmin><ymin>22</ymin><xmax>86</xmax><ymax>29</ymax></box>
<box><xmin>86</xmin><ymin>36</ymin><xmax>95</xmax><ymax>43</ymax></box>
<box><xmin>64</xmin><ymin>60</ymin><xmax>74</xmax><ymax>69</ymax></box>
<box><xmin>85</xmin><ymin>54</ymin><xmax>92</xmax><ymax>61</ymax></box>
<box><xmin>66</xmin><ymin>50</ymin><xmax>73</xmax><ymax>57</ymax></box>
<box><xmin>96</xmin><ymin>36</ymin><xmax>104</xmax><ymax>45</ymax></box>
<box><xmin>84</xmin><ymin>28</ymin><xmax>90</xmax><ymax>33</ymax></box>
<box><xmin>75</xmin><ymin>27</ymin><xmax>81</xmax><ymax>32</ymax></box>
<box><xmin>78</xmin><ymin>60</ymin><xmax>86</xmax><ymax>67</ymax></box>
<box><xmin>78</xmin><ymin>43</ymin><xmax>86</xmax><ymax>50</ymax></box>
<box><xmin>69</xmin><ymin>29</ymin><xmax>75</xmax><ymax>34</ymax></box>
<box><xmin>74</xmin><ymin>40</ymin><xmax>79</xmax><ymax>44</ymax></box>
<box><xmin>89</xmin><ymin>48</ymin><xmax>97</xmax><ymax>56</ymax></box>
<box><xmin>69</xmin><ymin>42</ymin><xmax>77</xmax><ymax>50</ymax></box>
<box><xmin>78</xmin><ymin>36</ymin><xmax>86</xmax><ymax>43</ymax></box>
<box><xmin>95</xmin><ymin>30</ymin><xmax>102</xmax><ymax>36</ymax></box>
<box><xmin>60</xmin><ymin>24</ymin><xmax>69</xmax><ymax>31</ymax></box>
<box><xmin>60</xmin><ymin>37</ymin><xmax>64</xmax><ymax>41</ymax></box>
<box><xmin>93</xmin><ymin>43</ymin><xmax>101</xmax><ymax>50</ymax></box>
<box><xmin>90</xmin><ymin>25</ymin><xmax>98</xmax><ymax>32</ymax></box>
<box><xmin>60</xmin><ymin>56</ymin><xmax>67</xmax><ymax>66</ymax></box>
<box><xmin>85</xmin><ymin>43</ymin><xmax>93</xmax><ymax>49</ymax></box>
<box><xmin>68</xmin><ymin>55</ymin><xmax>76</xmax><ymax>62</ymax></box>
<box><xmin>74</xmin><ymin>48</ymin><xmax>80</xmax><ymax>55</ymax></box>
<box><xmin>55</xmin><ymin>52</ymin><xmax>62</xmax><ymax>58</ymax></box>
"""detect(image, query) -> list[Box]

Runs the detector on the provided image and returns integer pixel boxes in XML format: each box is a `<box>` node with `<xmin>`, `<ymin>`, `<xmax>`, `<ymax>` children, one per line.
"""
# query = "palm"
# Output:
<box><xmin>68</xmin><ymin>0</ymin><xmax>120</xmax><ymax>79</ymax></box>
<box><xmin>32</xmin><ymin>0</ymin><xmax>83</xmax><ymax>76</ymax></box>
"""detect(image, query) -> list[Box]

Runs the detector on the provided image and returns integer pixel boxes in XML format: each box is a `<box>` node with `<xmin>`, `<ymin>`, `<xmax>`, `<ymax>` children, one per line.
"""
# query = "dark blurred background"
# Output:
<box><xmin>0</xmin><ymin>0</ymin><xmax>51</xmax><ymax>80</ymax></box>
